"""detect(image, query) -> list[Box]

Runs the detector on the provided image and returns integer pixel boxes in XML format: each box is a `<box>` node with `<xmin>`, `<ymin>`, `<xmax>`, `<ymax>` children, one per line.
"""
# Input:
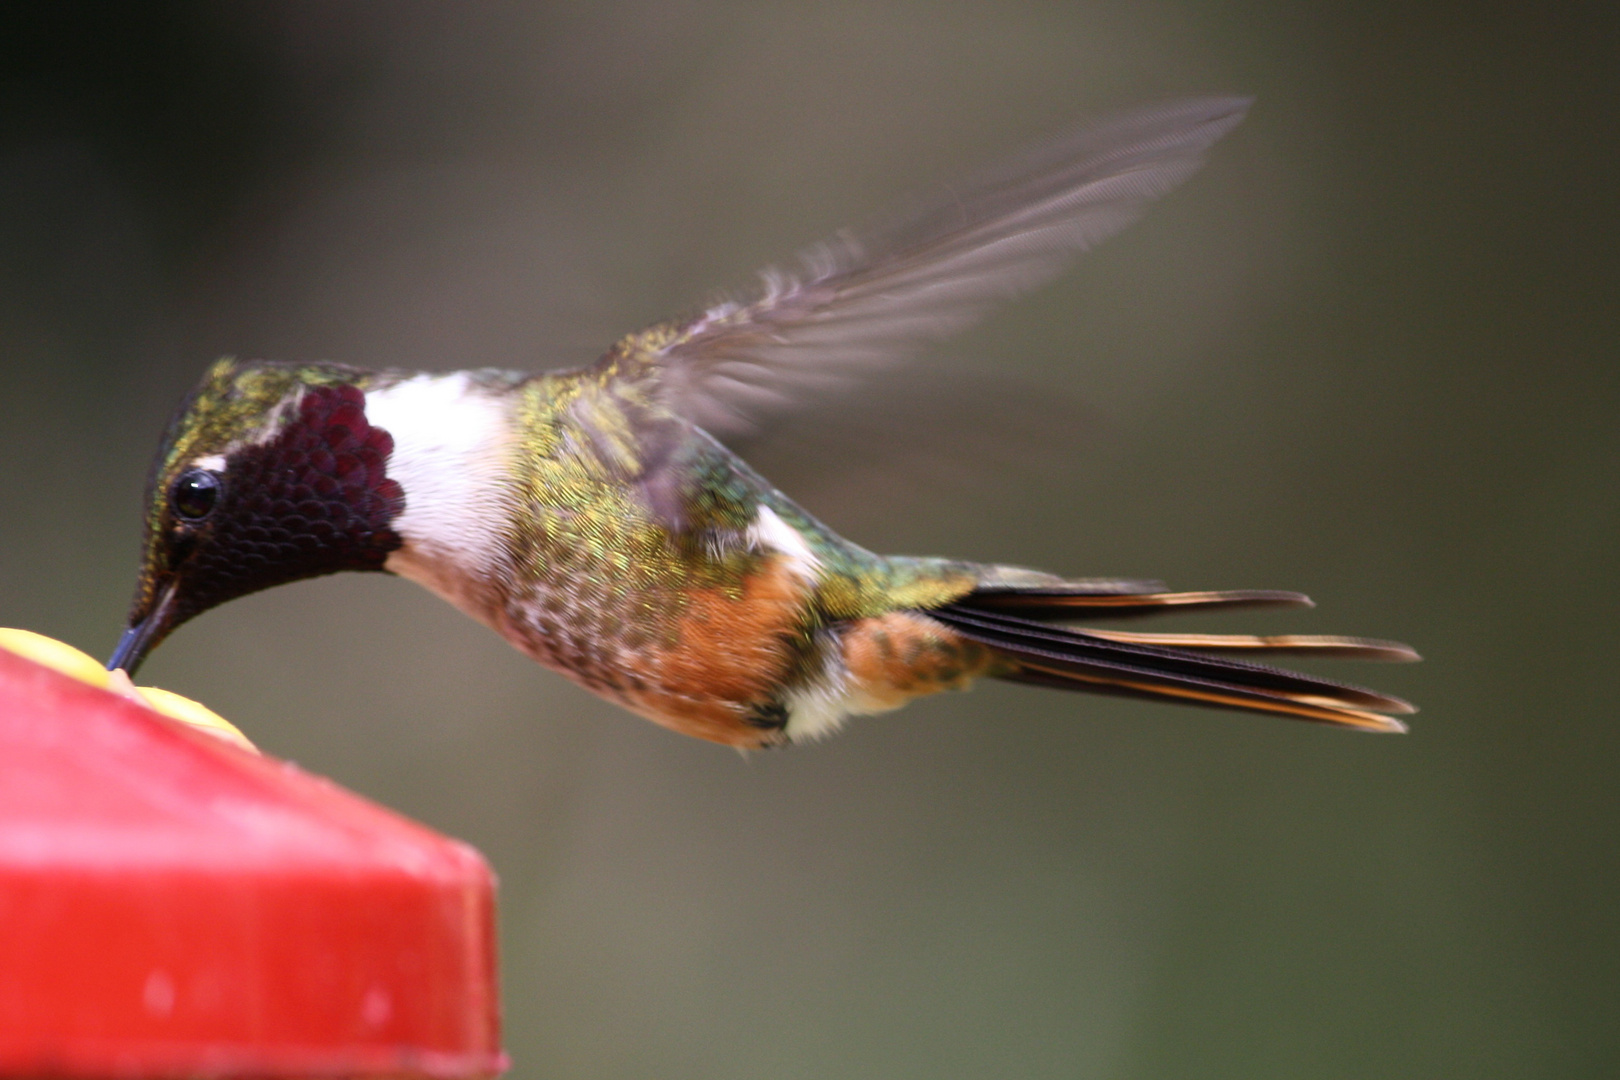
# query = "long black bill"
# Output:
<box><xmin>107</xmin><ymin>579</ymin><xmax>178</xmax><ymax>677</ymax></box>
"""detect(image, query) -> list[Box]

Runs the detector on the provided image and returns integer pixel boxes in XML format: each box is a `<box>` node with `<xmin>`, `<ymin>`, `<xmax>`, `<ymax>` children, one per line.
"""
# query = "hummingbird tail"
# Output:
<box><xmin>925</xmin><ymin>585</ymin><xmax>1417</xmax><ymax>732</ymax></box>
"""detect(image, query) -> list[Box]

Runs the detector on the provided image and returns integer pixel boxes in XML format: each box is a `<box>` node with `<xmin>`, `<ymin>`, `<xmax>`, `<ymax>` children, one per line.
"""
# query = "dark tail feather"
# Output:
<box><xmin>930</xmin><ymin>596</ymin><xmax>1417</xmax><ymax>733</ymax></box>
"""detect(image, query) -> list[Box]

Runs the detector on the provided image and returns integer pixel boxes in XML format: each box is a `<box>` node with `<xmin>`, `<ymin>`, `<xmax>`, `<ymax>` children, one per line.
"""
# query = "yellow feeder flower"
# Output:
<box><xmin>0</xmin><ymin>629</ymin><xmax>256</xmax><ymax>751</ymax></box>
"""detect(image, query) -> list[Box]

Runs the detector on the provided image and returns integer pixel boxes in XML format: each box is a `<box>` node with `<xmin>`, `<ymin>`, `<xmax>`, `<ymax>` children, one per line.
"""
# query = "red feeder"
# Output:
<box><xmin>0</xmin><ymin>647</ymin><xmax>505</xmax><ymax>1078</ymax></box>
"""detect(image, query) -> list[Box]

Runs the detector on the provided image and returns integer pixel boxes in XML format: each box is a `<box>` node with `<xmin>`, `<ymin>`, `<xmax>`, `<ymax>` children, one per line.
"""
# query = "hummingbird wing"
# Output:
<box><xmin>606</xmin><ymin>96</ymin><xmax>1250</xmax><ymax>434</ymax></box>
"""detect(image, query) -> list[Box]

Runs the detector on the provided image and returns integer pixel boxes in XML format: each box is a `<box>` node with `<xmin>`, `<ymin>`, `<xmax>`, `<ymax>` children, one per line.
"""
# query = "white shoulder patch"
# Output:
<box><xmin>747</xmin><ymin>504</ymin><xmax>821</xmax><ymax>584</ymax></box>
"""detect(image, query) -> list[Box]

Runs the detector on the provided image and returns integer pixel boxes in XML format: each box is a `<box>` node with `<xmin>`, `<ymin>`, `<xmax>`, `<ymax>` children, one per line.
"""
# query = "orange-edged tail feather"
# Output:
<box><xmin>1076</xmin><ymin>629</ymin><xmax>1420</xmax><ymax>662</ymax></box>
<box><xmin>962</xmin><ymin>586</ymin><xmax>1316</xmax><ymax>619</ymax></box>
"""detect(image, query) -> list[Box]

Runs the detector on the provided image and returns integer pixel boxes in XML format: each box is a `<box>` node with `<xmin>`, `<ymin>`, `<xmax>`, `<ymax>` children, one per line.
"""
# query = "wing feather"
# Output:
<box><xmin>604</xmin><ymin>97</ymin><xmax>1251</xmax><ymax>432</ymax></box>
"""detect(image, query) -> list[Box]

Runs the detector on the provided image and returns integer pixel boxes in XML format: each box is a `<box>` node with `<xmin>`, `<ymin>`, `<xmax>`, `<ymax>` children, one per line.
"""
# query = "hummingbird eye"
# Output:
<box><xmin>171</xmin><ymin>469</ymin><xmax>222</xmax><ymax>522</ymax></box>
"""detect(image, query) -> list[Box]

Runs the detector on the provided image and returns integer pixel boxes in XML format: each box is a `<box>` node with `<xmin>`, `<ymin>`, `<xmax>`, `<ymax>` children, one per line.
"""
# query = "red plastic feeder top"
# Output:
<box><xmin>0</xmin><ymin>647</ymin><xmax>505</xmax><ymax>1078</ymax></box>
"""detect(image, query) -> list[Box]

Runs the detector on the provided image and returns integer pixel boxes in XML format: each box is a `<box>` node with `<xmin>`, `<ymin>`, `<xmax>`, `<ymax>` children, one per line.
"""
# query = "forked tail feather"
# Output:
<box><xmin>929</xmin><ymin>584</ymin><xmax>1417</xmax><ymax>732</ymax></box>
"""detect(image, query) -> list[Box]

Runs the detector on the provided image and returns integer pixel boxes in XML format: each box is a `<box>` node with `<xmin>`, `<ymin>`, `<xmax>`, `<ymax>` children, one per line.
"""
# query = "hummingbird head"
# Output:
<box><xmin>109</xmin><ymin>358</ymin><xmax>406</xmax><ymax>676</ymax></box>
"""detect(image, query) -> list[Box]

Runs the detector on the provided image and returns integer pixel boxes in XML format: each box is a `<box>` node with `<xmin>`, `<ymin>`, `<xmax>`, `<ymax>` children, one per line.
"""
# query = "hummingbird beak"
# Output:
<box><xmin>107</xmin><ymin>577</ymin><xmax>180</xmax><ymax>677</ymax></box>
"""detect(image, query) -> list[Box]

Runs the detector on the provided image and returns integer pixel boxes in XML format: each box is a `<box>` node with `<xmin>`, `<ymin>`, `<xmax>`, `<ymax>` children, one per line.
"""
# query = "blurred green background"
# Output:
<box><xmin>2</xmin><ymin>2</ymin><xmax>1614</xmax><ymax>1077</ymax></box>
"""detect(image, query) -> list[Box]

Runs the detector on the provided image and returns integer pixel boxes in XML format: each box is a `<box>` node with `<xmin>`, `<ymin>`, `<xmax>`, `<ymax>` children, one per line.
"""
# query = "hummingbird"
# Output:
<box><xmin>108</xmin><ymin>97</ymin><xmax>1417</xmax><ymax>748</ymax></box>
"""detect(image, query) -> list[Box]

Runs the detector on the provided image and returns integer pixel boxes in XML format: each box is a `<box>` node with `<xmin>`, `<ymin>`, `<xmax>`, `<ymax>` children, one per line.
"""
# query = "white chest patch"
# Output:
<box><xmin>364</xmin><ymin>374</ymin><xmax>514</xmax><ymax>613</ymax></box>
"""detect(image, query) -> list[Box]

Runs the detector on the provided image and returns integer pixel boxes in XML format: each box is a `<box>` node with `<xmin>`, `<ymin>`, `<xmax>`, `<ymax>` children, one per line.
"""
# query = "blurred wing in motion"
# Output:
<box><xmin>605</xmin><ymin>96</ymin><xmax>1251</xmax><ymax>433</ymax></box>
